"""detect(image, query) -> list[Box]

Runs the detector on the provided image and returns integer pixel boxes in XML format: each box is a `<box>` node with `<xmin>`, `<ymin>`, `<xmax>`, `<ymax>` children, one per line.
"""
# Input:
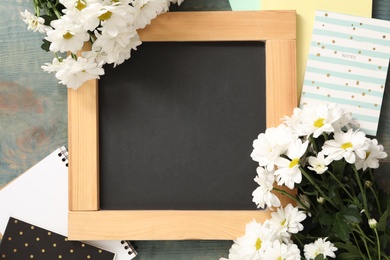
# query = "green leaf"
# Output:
<box><xmin>331</xmin><ymin>214</ymin><xmax>350</xmax><ymax>242</ymax></box>
<box><xmin>41</xmin><ymin>39</ymin><xmax>51</xmax><ymax>52</ymax></box>
<box><xmin>314</xmin><ymin>255</ymin><xmax>326</xmax><ymax>260</ymax></box>
<box><xmin>318</xmin><ymin>213</ymin><xmax>335</xmax><ymax>226</ymax></box>
<box><xmin>337</xmin><ymin>252</ymin><xmax>365</xmax><ymax>260</ymax></box>
<box><xmin>377</xmin><ymin>209</ymin><xmax>388</xmax><ymax>232</ymax></box>
<box><xmin>340</xmin><ymin>207</ymin><xmax>362</xmax><ymax>224</ymax></box>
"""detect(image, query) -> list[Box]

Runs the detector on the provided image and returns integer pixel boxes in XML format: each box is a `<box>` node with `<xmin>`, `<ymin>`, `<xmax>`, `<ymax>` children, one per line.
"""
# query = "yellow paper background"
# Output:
<box><xmin>262</xmin><ymin>0</ymin><xmax>372</xmax><ymax>98</ymax></box>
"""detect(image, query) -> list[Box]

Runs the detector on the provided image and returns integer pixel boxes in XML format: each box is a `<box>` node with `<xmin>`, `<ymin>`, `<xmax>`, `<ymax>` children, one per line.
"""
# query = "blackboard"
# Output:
<box><xmin>99</xmin><ymin>41</ymin><xmax>266</xmax><ymax>210</ymax></box>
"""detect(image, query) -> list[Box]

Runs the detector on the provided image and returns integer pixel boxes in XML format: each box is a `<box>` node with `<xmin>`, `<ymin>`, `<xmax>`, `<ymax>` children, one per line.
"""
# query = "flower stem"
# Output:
<box><xmin>353</xmin><ymin>166</ymin><xmax>370</xmax><ymax>219</ymax></box>
<box><xmin>326</xmin><ymin>170</ymin><xmax>354</xmax><ymax>200</ymax></box>
<box><xmin>273</xmin><ymin>187</ymin><xmax>311</xmax><ymax>212</ymax></box>
<box><xmin>373</xmin><ymin>228</ymin><xmax>381</xmax><ymax>260</ymax></box>
<box><xmin>300</xmin><ymin>167</ymin><xmax>338</xmax><ymax>208</ymax></box>
<box><xmin>355</xmin><ymin>225</ymin><xmax>373</xmax><ymax>259</ymax></box>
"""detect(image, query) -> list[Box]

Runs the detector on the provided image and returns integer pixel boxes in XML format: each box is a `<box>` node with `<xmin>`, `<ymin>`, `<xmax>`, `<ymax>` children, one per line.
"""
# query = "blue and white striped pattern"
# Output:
<box><xmin>300</xmin><ymin>10</ymin><xmax>390</xmax><ymax>136</ymax></box>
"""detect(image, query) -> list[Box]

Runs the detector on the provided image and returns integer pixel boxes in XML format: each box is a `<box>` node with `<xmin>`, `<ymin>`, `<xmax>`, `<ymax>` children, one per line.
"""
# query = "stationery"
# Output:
<box><xmin>300</xmin><ymin>10</ymin><xmax>390</xmax><ymax>135</ymax></box>
<box><xmin>0</xmin><ymin>147</ymin><xmax>137</xmax><ymax>259</ymax></box>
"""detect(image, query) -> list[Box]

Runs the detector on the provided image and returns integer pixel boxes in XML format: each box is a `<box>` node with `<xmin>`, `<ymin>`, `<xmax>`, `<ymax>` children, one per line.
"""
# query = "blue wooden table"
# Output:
<box><xmin>1</xmin><ymin>0</ymin><xmax>389</xmax><ymax>259</ymax></box>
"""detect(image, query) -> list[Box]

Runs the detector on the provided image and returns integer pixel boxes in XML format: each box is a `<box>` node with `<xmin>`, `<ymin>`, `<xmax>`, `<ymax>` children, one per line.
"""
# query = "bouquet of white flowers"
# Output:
<box><xmin>21</xmin><ymin>0</ymin><xmax>183</xmax><ymax>89</ymax></box>
<box><xmin>222</xmin><ymin>103</ymin><xmax>390</xmax><ymax>260</ymax></box>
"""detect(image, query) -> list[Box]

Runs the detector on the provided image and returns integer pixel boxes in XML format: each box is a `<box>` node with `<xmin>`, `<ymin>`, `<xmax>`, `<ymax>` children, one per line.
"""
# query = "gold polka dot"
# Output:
<box><xmin>350</xmin><ymin>36</ymin><xmax>353</xmax><ymax>40</ymax></box>
<box><xmin>362</xmin><ymin>92</ymin><xmax>366</xmax><ymax>96</ymax></box>
<box><xmin>14</xmin><ymin>220</ymin><xmax>18</xmax><ymax>224</ymax></box>
<box><xmin>316</xmin><ymin>86</ymin><xmax>320</xmax><ymax>89</ymax></box>
<box><xmin>332</xmin><ymin>40</ymin><xmax>335</xmax><ymax>44</ymax></box>
<box><xmin>351</xmin><ymin>95</ymin><xmax>354</xmax><ymax>98</ymax></box>
<box><xmin>64</xmin><ymin>238</ymin><xmax>68</xmax><ymax>241</ymax></box>
<box><xmin>30</xmin><ymin>255</ymin><xmax>34</xmax><ymax>259</ymax></box>
<box><xmin>379</xmin><ymin>66</ymin><xmax>382</xmax><ymax>69</ymax></box>
<box><xmin>42</xmin><ymin>249</ymin><xmax>46</xmax><ymax>253</ymax></box>
<box><xmin>25</xmin><ymin>243</ymin><xmax>29</xmax><ymax>247</ymax></box>
<box><xmin>87</xmin><ymin>255</ymin><xmax>91</xmax><ymax>259</ymax></box>
<box><xmin>36</xmin><ymin>237</ymin><xmax>40</xmax><ymax>241</ymax></box>
<box><xmin>348</xmin><ymin>69</ymin><xmax>351</xmax><ymax>72</ymax></box>
<box><xmin>325</xmin><ymin>13</ymin><xmax>328</xmax><ymax>17</ymax></box>
<box><xmin>334</xmin><ymin>51</ymin><xmax>337</xmax><ymax>54</ymax></box>
<box><xmin>322</xmin><ymin>45</ymin><xmax>325</xmax><ymax>49</ymax></box>
<box><xmin>311</xmin><ymin>81</ymin><xmax>315</xmax><ymax>84</ymax></box>
<box><xmin>353</xmin><ymin>27</ymin><xmax>356</xmax><ymax>30</ymax></box>
<box><xmin>1</xmin><ymin>254</ymin><xmax>5</xmax><ymax>258</ymax></box>
<box><xmin>82</xmin><ymin>244</ymin><xmax>86</xmax><ymax>247</ymax></box>
<box><xmin>351</xmin><ymin>23</ymin><xmax>354</xmax><ymax>26</ymax></box>
<box><xmin>346</xmin><ymin>83</ymin><xmax>349</xmax><ymax>86</ymax></box>
<box><xmin>99</xmin><ymin>250</ymin><xmax>102</xmax><ymax>253</ymax></box>
<box><xmin>48</xmin><ymin>232</ymin><xmax>51</xmax><ymax>236</ymax></box>
<box><xmin>383</xmin><ymin>35</ymin><xmax>386</xmax><ymax>39</ymax></box>
<box><xmin>369</xmin><ymin>89</ymin><xmax>371</xmax><ymax>92</ymax></box>
<box><xmin>368</xmin><ymin>58</ymin><xmax>372</xmax><ymax>62</ymax></box>
<box><xmin>360</xmin><ymin>22</ymin><xmax>363</xmax><ymax>25</ymax></box>
<box><xmin>373</xmin><ymin>47</ymin><xmax>376</xmax><ymax>50</ymax></box>
<box><xmin>19</xmin><ymin>231</ymin><xmax>23</xmax><ymax>235</ymax></box>
<box><xmin>31</xmin><ymin>226</ymin><xmax>35</xmax><ymax>230</ymax></box>
<box><xmin>317</xmin><ymin>42</ymin><xmax>320</xmax><ymax>45</ymax></box>
<box><xmin>381</xmin><ymin>85</ymin><xmax>384</xmax><ymax>88</ymax></box>
<box><xmin>375</xmin><ymin>104</ymin><xmax>378</xmax><ymax>107</ymax></box>
<box><xmin>326</xmin><ymin>73</ymin><xmax>330</xmax><ymax>77</ymax></box>
<box><xmin>356</xmin><ymin>81</ymin><xmax>360</xmax><ymax>85</ymax></box>
<box><xmin>53</xmin><ymin>243</ymin><xmax>57</xmax><ymax>247</ymax></box>
<box><xmin>316</xmin><ymin>53</ymin><xmax>321</xmax><ymax>57</ymax></box>
<box><xmin>358</xmin><ymin>51</ymin><xmax>362</xmax><ymax>54</ymax></box>
<box><xmin>327</xmin><ymin>94</ymin><xmax>331</xmax><ymax>97</ymax></box>
<box><xmin>70</xmin><ymin>249</ymin><xmax>74</xmax><ymax>253</ymax></box>
<box><xmin>13</xmin><ymin>249</ymin><xmax>17</xmax><ymax>253</ymax></box>
<box><xmin>58</xmin><ymin>255</ymin><xmax>62</xmax><ymax>259</ymax></box>
<box><xmin>7</xmin><ymin>237</ymin><xmax>12</xmax><ymax>241</ymax></box>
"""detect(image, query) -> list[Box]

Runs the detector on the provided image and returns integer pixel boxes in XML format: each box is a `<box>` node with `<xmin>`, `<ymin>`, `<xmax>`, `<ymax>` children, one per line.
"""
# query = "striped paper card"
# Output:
<box><xmin>300</xmin><ymin>10</ymin><xmax>390</xmax><ymax>136</ymax></box>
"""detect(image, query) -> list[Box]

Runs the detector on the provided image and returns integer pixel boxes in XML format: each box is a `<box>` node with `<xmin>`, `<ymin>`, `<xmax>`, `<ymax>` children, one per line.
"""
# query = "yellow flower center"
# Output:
<box><xmin>277</xmin><ymin>258</ymin><xmax>283</xmax><ymax>260</ymax></box>
<box><xmin>75</xmin><ymin>0</ymin><xmax>86</xmax><ymax>11</ymax></box>
<box><xmin>366</xmin><ymin>151</ymin><xmax>371</xmax><ymax>159</ymax></box>
<box><xmin>281</xmin><ymin>219</ymin><xmax>286</xmax><ymax>226</ymax></box>
<box><xmin>313</xmin><ymin>117</ymin><xmax>325</xmax><ymax>128</ymax></box>
<box><xmin>63</xmin><ymin>32</ymin><xmax>73</xmax><ymax>39</ymax></box>
<box><xmin>255</xmin><ymin>238</ymin><xmax>262</xmax><ymax>250</ymax></box>
<box><xmin>289</xmin><ymin>158</ymin><xmax>299</xmax><ymax>168</ymax></box>
<box><xmin>99</xmin><ymin>11</ymin><xmax>112</xmax><ymax>21</ymax></box>
<box><xmin>341</xmin><ymin>142</ymin><xmax>353</xmax><ymax>150</ymax></box>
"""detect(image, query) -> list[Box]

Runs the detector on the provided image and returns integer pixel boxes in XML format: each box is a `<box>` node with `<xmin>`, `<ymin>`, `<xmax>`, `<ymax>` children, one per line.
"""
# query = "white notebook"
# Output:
<box><xmin>0</xmin><ymin>147</ymin><xmax>136</xmax><ymax>260</ymax></box>
<box><xmin>300</xmin><ymin>10</ymin><xmax>390</xmax><ymax>136</ymax></box>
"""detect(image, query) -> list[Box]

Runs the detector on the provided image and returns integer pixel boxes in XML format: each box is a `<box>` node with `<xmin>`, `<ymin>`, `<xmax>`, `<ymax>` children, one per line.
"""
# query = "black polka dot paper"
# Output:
<box><xmin>0</xmin><ymin>217</ymin><xmax>115</xmax><ymax>260</ymax></box>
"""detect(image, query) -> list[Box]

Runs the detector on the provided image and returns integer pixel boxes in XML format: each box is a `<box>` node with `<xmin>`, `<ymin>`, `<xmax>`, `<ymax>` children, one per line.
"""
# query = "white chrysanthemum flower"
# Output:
<box><xmin>133</xmin><ymin>0</ymin><xmax>170</xmax><ymax>29</ymax></box>
<box><xmin>252</xmin><ymin>167</ymin><xmax>280</xmax><ymax>209</ymax></box>
<box><xmin>304</xmin><ymin>237</ymin><xmax>337</xmax><ymax>259</ymax></box>
<box><xmin>41</xmin><ymin>57</ymin><xmax>65</xmax><ymax>73</ymax></box>
<box><xmin>251</xmin><ymin>124</ymin><xmax>296</xmax><ymax>172</ymax></box>
<box><xmin>270</xmin><ymin>204</ymin><xmax>307</xmax><ymax>236</ymax></box>
<box><xmin>291</xmin><ymin>103</ymin><xmax>344</xmax><ymax>138</ymax></box>
<box><xmin>46</xmin><ymin>15</ymin><xmax>89</xmax><ymax>53</ymax></box>
<box><xmin>54</xmin><ymin>54</ymin><xmax>104</xmax><ymax>89</ymax></box>
<box><xmin>93</xmin><ymin>26</ymin><xmax>141</xmax><ymax>66</ymax></box>
<box><xmin>170</xmin><ymin>0</ymin><xmax>184</xmax><ymax>5</ymax></box>
<box><xmin>98</xmin><ymin>1</ymin><xmax>135</xmax><ymax>37</ymax></box>
<box><xmin>274</xmin><ymin>139</ymin><xmax>308</xmax><ymax>189</ymax></box>
<box><xmin>20</xmin><ymin>10</ymin><xmax>51</xmax><ymax>33</ymax></box>
<box><xmin>308</xmin><ymin>151</ymin><xmax>329</xmax><ymax>174</ymax></box>
<box><xmin>227</xmin><ymin>220</ymin><xmax>277</xmax><ymax>259</ymax></box>
<box><xmin>61</xmin><ymin>0</ymin><xmax>102</xmax><ymax>31</ymax></box>
<box><xmin>263</xmin><ymin>240</ymin><xmax>301</xmax><ymax>260</ymax></box>
<box><xmin>322</xmin><ymin>129</ymin><xmax>369</xmax><ymax>164</ymax></box>
<box><xmin>355</xmin><ymin>138</ymin><xmax>387</xmax><ymax>170</ymax></box>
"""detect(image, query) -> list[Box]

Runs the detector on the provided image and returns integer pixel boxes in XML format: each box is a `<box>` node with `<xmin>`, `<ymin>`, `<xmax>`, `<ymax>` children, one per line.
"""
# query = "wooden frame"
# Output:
<box><xmin>68</xmin><ymin>10</ymin><xmax>297</xmax><ymax>240</ymax></box>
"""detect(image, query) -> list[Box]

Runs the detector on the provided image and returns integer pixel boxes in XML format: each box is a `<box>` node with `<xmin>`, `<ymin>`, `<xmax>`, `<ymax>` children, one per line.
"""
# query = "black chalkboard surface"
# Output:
<box><xmin>99</xmin><ymin>41</ymin><xmax>266</xmax><ymax>210</ymax></box>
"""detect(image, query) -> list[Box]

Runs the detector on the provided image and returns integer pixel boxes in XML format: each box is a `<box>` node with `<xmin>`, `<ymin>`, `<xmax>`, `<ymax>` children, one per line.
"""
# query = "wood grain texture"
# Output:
<box><xmin>68</xmin><ymin>10</ymin><xmax>297</xmax><ymax>240</ymax></box>
<box><xmin>68</xmin><ymin>210</ymin><xmax>272</xmax><ymax>240</ymax></box>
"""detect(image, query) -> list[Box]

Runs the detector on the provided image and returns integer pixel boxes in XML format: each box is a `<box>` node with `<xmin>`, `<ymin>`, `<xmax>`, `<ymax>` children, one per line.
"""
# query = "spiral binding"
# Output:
<box><xmin>57</xmin><ymin>146</ymin><xmax>69</xmax><ymax>168</ymax></box>
<box><xmin>120</xmin><ymin>240</ymin><xmax>138</xmax><ymax>257</ymax></box>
